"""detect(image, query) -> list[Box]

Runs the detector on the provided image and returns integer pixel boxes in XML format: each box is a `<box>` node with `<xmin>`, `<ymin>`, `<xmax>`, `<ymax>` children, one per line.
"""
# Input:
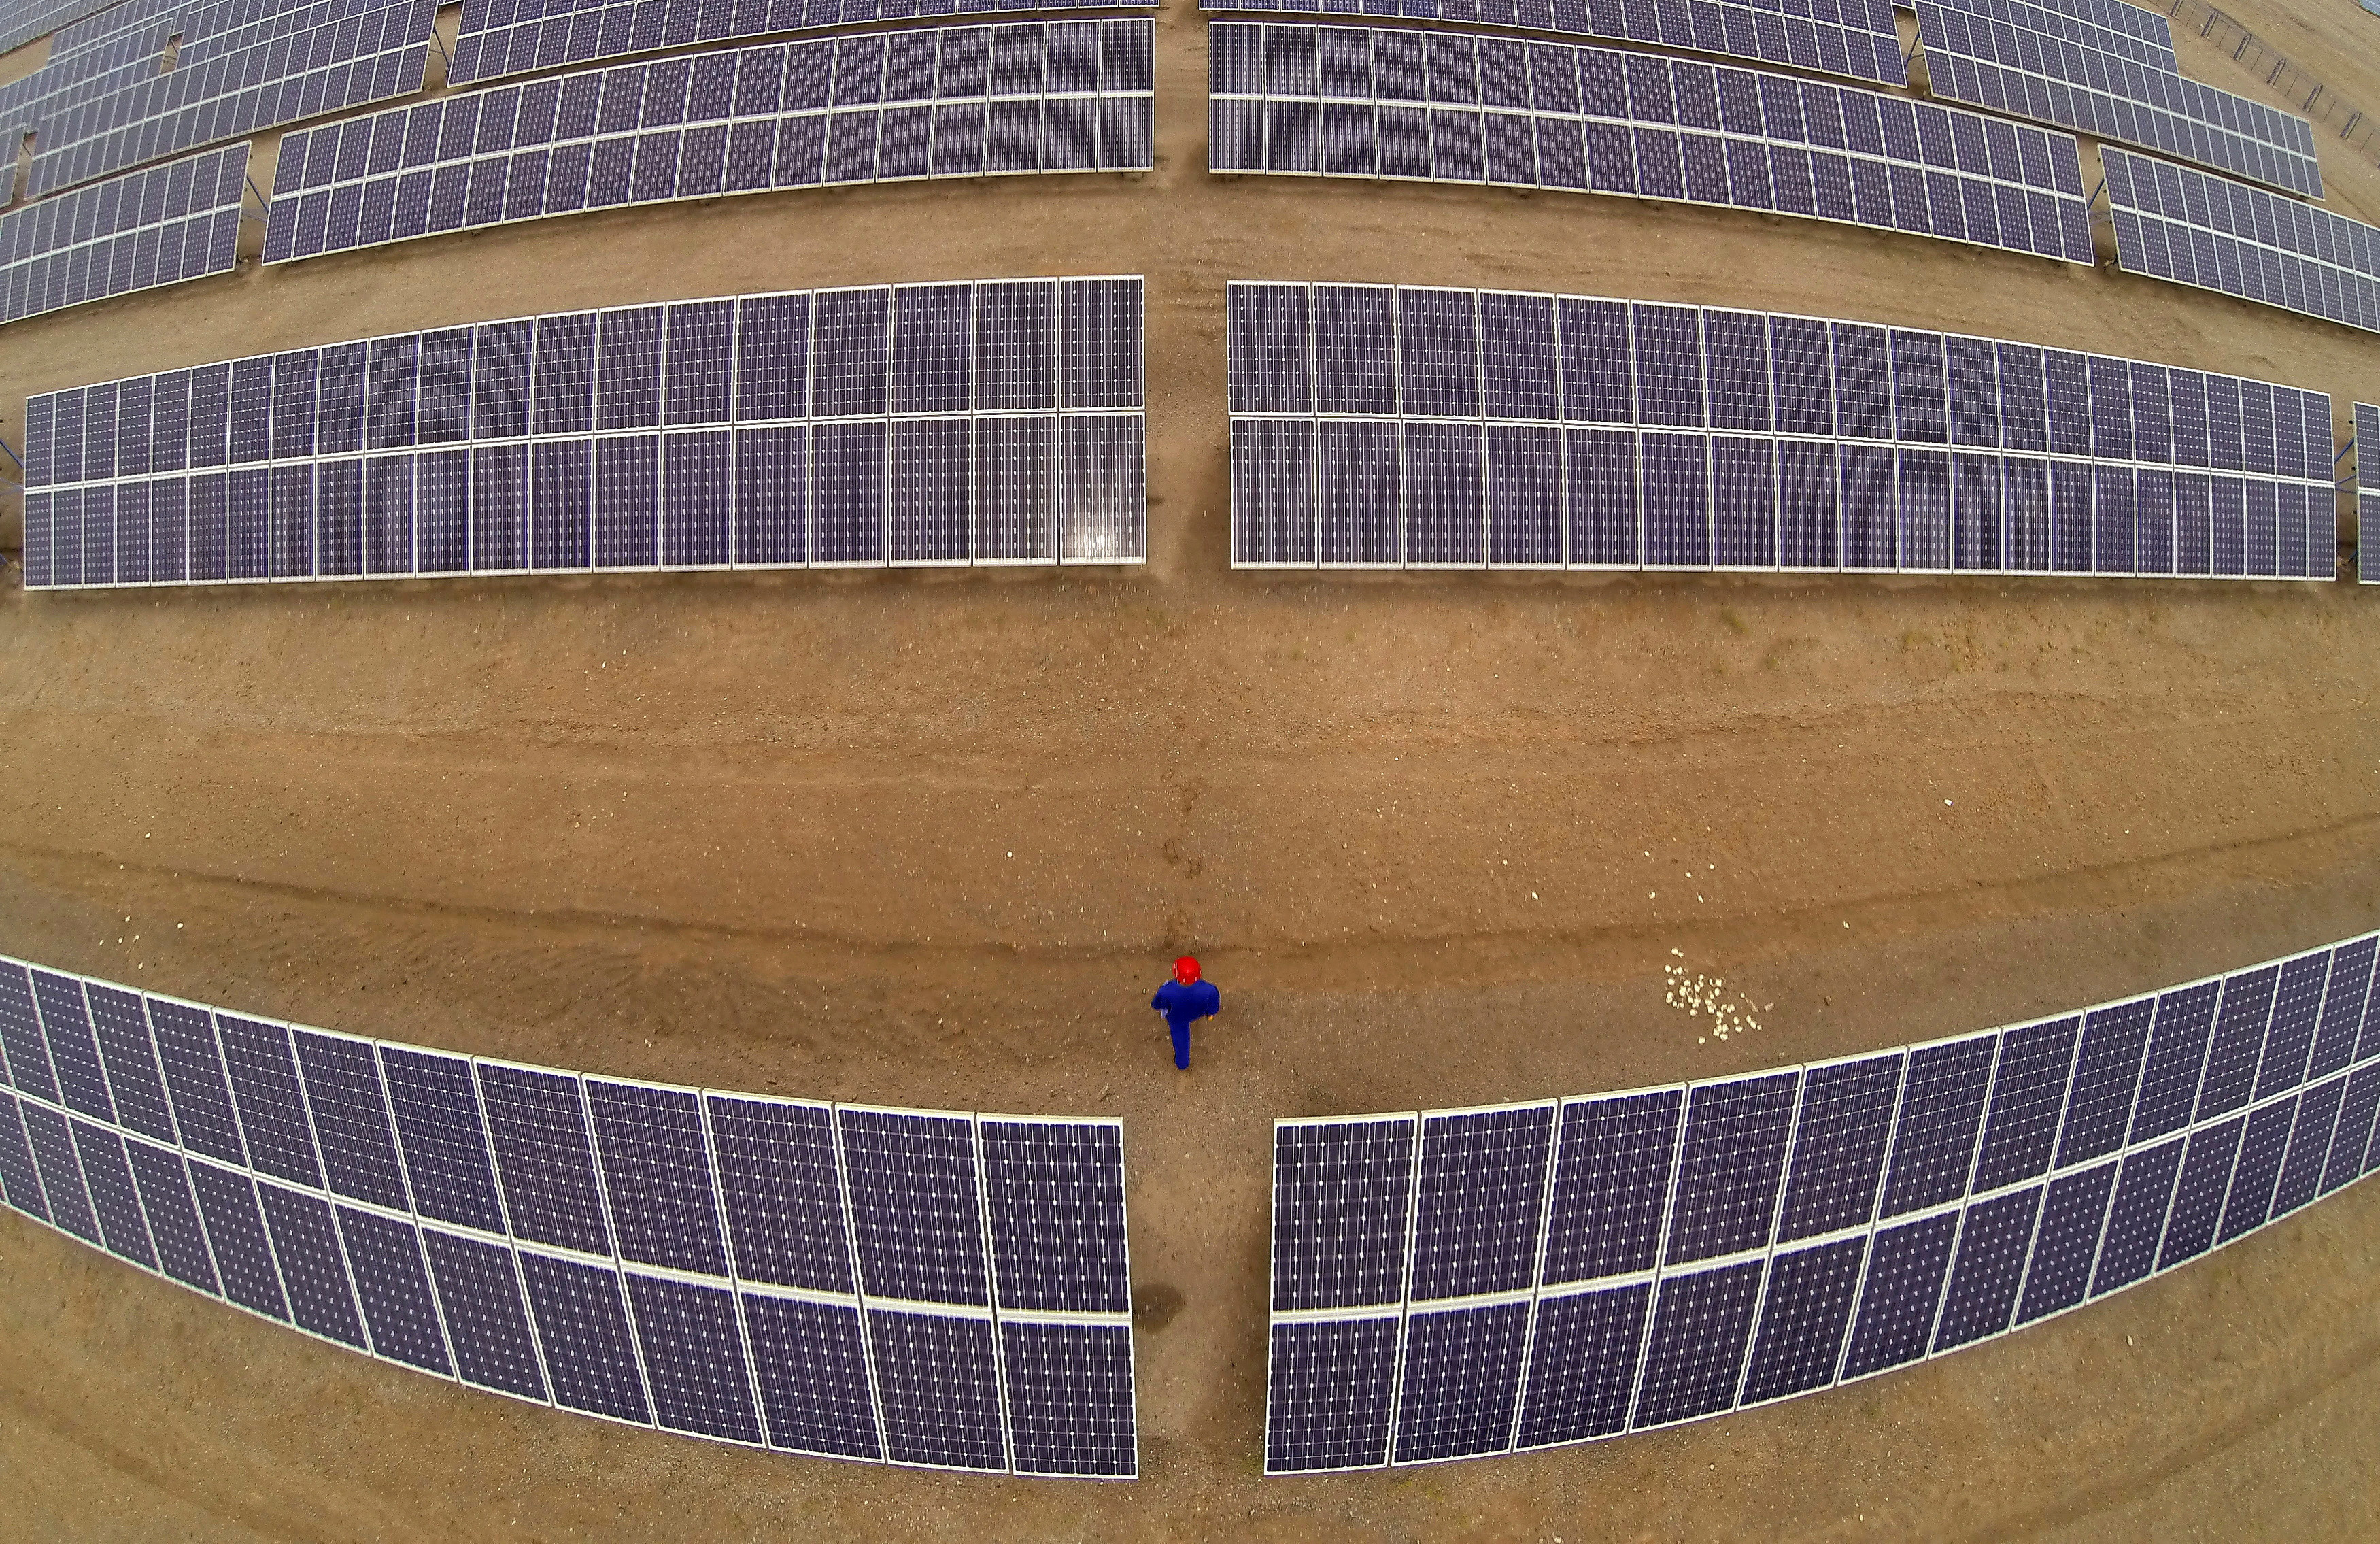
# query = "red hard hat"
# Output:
<box><xmin>1173</xmin><ymin>956</ymin><xmax>1201</xmax><ymax>984</ymax></box>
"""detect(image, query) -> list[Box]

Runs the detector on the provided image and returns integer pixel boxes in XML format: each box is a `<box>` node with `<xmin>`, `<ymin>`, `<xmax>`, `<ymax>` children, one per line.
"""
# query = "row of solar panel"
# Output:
<box><xmin>1208</xmin><ymin>24</ymin><xmax>2096</xmax><ymax>267</ymax></box>
<box><xmin>0</xmin><ymin>955</ymin><xmax>1136</xmax><ymax>1476</ymax></box>
<box><xmin>1916</xmin><ymin>1</ymin><xmax>2319</xmax><ymax>197</ymax></box>
<box><xmin>1930</xmin><ymin>0</ymin><xmax>2175</xmax><ymax>71</ymax></box>
<box><xmin>18</xmin><ymin>416</ymin><xmax>1150</xmax><ymax>584</ymax></box>
<box><xmin>1201</xmin><ymin>0</ymin><xmax>1909</xmax><ymax>88</ymax></box>
<box><xmin>0</xmin><ymin>0</ymin><xmax>424</xmax><ymax>192</ymax></box>
<box><xmin>2104</xmin><ymin>151</ymin><xmax>2380</xmax><ymax>340</ymax></box>
<box><xmin>1223</xmin><ymin>286</ymin><xmax>2335</xmax><ymax>473</ymax></box>
<box><xmin>21</xmin><ymin>0</ymin><xmax>432</xmax><ymax>197</ymax></box>
<box><xmin>2359</xmin><ymin>403</ymin><xmax>2379</xmax><ymax>586</ymax></box>
<box><xmin>260</xmin><ymin>22</ymin><xmax>1158</xmax><ymax>265</ymax></box>
<box><xmin>0</xmin><ymin>146</ymin><xmax>249</xmax><ymax>327</ymax></box>
<box><xmin>0</xmin><ymin>0</ymin><xmax>126</xmax><ymax>56</ymax></box>
<box><xmin>20</xmin><ymin>280</ymin><xmax>1149</xmax><ymax>488</ymax></box>
<box><xmin>282</xmin><ymin>12</ymin><xmax>1157</xmax><ymax>201</ymax></box>
<box><xmin>1265</xmin><ymin>932</ymin><xmax>2380</xmax><ymax>1470</ymax></box>
<box><xmin>452</xmin><ymin>0</ymin><xmax>1153</xmax><ymax>86</ymax></box>
<box><xmin>1229</xmin><ymin>425</ymin><xmax>2338</xmax><ymax>575</ymax></box>
<box><xmin>0</xmin><ymin>141</ymin><xmax>250</xmax><ymax>268</ymax></box>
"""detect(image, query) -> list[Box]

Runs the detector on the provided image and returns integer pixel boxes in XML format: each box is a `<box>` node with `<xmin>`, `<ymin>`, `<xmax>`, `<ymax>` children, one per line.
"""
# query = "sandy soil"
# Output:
<box><xmin>0</xmin><ymin>0</ymin><xmax>2376</xmax><ymax>1538</ymax></box>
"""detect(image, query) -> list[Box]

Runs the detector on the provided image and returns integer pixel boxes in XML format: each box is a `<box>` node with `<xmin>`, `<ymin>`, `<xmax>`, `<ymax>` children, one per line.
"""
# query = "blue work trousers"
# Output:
<box><xmin>1169</xmin><ymin>1022</ymin><xmax>1191</xmax><ymax>1069</ymax></box>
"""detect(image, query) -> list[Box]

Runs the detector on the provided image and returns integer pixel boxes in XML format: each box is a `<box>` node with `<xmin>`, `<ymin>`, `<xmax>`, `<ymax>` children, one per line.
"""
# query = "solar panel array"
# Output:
<box><xmin>1208</xmin><ymin>22</ymin><xmax>2096</xmax><ymax>268</ymax></box>
<box><xmin>1266</xmin><ymin>930</ymin><xmax>2380</xmax><ymax>1473</ymax></box>
<box><xmin>0</xmin><ymin>0</ymin><xmax>131</xmax><ymax>58</ymax></box>
<box><xmin>2357</xmin><ymin>403</ymin><xmax>2378</xmax><ymax>585</ymax></box>
<box><xmin>449</xmin><ymin>0</ymin><xmax>1152</xmax><ymax>86</ymax></box>
<box><xmin>18</xmin><ymin>277</ymin><xmax>1146</xmax><ymax>587</ymax></box>
<box><xmin>1227</xmin><ymin>282</ymin><xmax>2338</xmax><ymax>578</ymax></box>
<box><xmin>1915</xmin><ymin>0</ymin><xmax>2319</xmax><ymax>197</ymax></box>
<box><xmin>1201</xmin><ymin>0</ymin><xmax>1909</xmax><ymax>90</ymax></box>
<box><xmin>0</xmin><ymin>144</ymin><xmax>248</xmax><ymax>328</ymax></box>
<box><xmin>262</xmin><ymin>20</ymin><xmax>1157</xmax><ymax>265</ymax></box>
<box><xmin>0</xmin><ymin>952</ymin><xmax>1138</xmax><ymax>1477</ymax></box>
<box><xmin>1</xmin><ymin>0</ymin><xmax>432</xmax><ymax>199</ymax></box>
<box><xmin>2105</xmin><ymin>148</ymin><xmax>2380</xmax><ymax>339</ymax></box>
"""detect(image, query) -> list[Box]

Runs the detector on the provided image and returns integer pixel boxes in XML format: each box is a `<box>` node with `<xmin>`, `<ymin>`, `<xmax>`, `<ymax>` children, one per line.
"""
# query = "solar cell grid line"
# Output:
<box><xmin>262</xmin><ymin>22</ymin><xmax>1155</xmax><ymax>268</ymax></box>
<box><xmin>1208</xmin><ymin>22</ymin><xmax>2095</xmax><ymax>269</ymax></box>
<box><xmin>2103</xmin><ymin>148</ymin><xmax>2380</xmax><ymax>341</ymax></box>
<box><xmin>0</xmin><ymin>143</ymin><xmax>251</xmax><ymax>328</ymax></box>
<box><xmin>1197</xmin><ymin>0</ymin><xmax>1911</xmax><ymax>88</ymax></box>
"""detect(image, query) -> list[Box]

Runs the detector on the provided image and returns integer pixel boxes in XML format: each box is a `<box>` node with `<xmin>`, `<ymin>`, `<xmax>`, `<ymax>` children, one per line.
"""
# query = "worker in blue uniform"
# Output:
<box><xmin>1151</xmin><ymin>956</ymin><xmax>1220</xmax><ymax>1070</ymax></box>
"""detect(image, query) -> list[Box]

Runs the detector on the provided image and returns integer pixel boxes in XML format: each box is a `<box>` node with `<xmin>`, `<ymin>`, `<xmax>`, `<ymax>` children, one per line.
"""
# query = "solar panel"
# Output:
<box><xmin>1212</xmin><ymin>23</ymin><xmax>2088</xmax><ymax>265</ymax></box>
<box><xmin>2358</xmin><ymin>405</ymin><xmax>2380</xmax><ymax>585</ymax></box>
<box><xmin>5</xmin><ymin>946</ymin><xmax>1137</xmax><ymax>1477</ymax></box>
<box><xmin>1262</xmin><ymin>930</ymin><xmax>2380</xmax><ymax>1469</ymax></box>
<box><xmin>2104</xmin><ymin>148</ymin><xmax>2380</xmax><ymax>339</ymax></box>
<box><xmin>27</xmin><ymin>279</ymin><xmax>1146</xmax><ymax>588</ymax></box>
<box><xmin>265</xmin><ymin>22</ymin><xmax>1153</xmax><ymax>267</ymax></box>
<box><xmin>0</xmin><ymin>144</ymin><xmax>250</xmax><ymax>328</ymax></box>
<box><xmin>1225</xmin><ymin>282</ymin><xmax>2336</xmax><ymax>577</ymax></box>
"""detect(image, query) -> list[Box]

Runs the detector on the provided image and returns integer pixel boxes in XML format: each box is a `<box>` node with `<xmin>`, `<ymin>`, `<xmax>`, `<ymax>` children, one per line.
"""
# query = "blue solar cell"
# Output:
<box><xmin>1931</xmin><ymin>1186</ymin><xmax>2041</xmax><ymax>1352</ymax></box>
<box><xmin>740</xmin><ymin>1291</ymin><xmax>881</xmax><ymax>1459</ymax></box>
<box><xmin>868</xmin><ymin>1308</ymin><xmax>1006</xmax><ymax>1471</ymax></box>
<box><xmin>31</xmin><ymin>970</ymin><xmax>114</xmax><ymax>1122</ymax></box>
<box><xmin>1631</xmin><ymin>1258</ymin><xmax>1763</xmax><ymax>1428</ymax></box>
<box><xmin>2011</xmin><ymin>1159</ymin><xmax>2118</xmax><ymax>1326</ymax></box>
<box><xmin>2216</xmin><ymin>1096</ymin><xmax>2298</xmax><ymax>1243</ymax></box>
<box><xmin>585</xmin><ymin>1078</ymin><xmax>728</xmax><ymax>1277</ymax></box>
<box><xmin>258</xmin><ymin>1184</ymin><xmax>368</xmax><ymax>1349</ymax></box>
<box><xmin>1971</xmin><ymin>1016</ymin><xmax>2079</xmax><ymax>1191</ymax></box>
<box><xmin>0</xmin><ymin>964</ymin><xmax>56</xmax><ymax>1101</ymax></box>
<box><xmin>838</xmin><ymin>1107</ymin><xmax>989</xmax><ymax>1307</ymax></box>
<box><xmin>624</xmin><ymin>1273</ymin><xmax>762</xmax><ymax>1443</ymax></box>
<box><xmin>1664</xmin><ymin>1072</ymin><xmax>1798</xmax><ymax>1265</ymax></box>
<box><xmin>1266</xmin><ymin>1314</ymin><xmax>1399</xmax><ymax>1473</ymax></box>
<box><xmin>379</xmin><ymin>1045</ymin><xmax>508</xmax><ymax>1235</ymax></box>
<box><xmin>81</xmin><ymin>984</ymin><xmax>175</xmax><ymax>1144</ymax></box>
<box><xmin>2156</xmin><ymin>1115</ymin><xmax>2246</xmax><ymax>1270</ymax></box>
<box><xmin>188</xmin><ymin>1161</ymin><xmax>290</xmax><ymax>1320</ymax></box>
<box><xmin>1003</xmin><ymin>1320</ymin><xmax>1138</xmax><ymax>1478</ymax></box>
<box><xmin>420</xmin><ymin>1228</ymin><xmax>548</xmax><ymax>1400</ymax></box>
<box><xmin>214</xmin><ymin>1015</ymin><xmax>325</xmax><ymax>1189</ymax></box>
<box><xmin>1391</xmin><ymin>1301</ymin><xmax>1530</xmax><ymax>1463</ymax></box>
<box><xmin>1408</xmin><ymin>1104</ymin><xmax>1556</xmax><ymax>1302</ymax></box>
<box><xmin>2254</xmin><ymin>951</ymin><xmax>2331</xmax><ymax>1099</ymax></box>
<box><xmin>0</xmin><ymin>1092</ymin><xmax>49</xmax><ymax>1221</ymax></box>
<box><xmin>519</xmin><ymin>1249</ymin><xmax>651</xmax><ymax>1422</ymax></box>
<box><xmin>291</xmin><ymin>1028</ymin><xmax>410</xmax><ymax>1211</ymax></box>
<box><xmin>2055</xmin><ymin>997</ymin><xmax>2154</xmax><ymax>1167</ymax></box>
<box><xmin>70</xmin><ymin>1119</ymin><xmax>156</xmax><ymax>1268</ymax></box>
<box><xmin>336</xmin><ymin>1207</ymin><xmax>454</xmax><ymax>1375</ymax></box>
<box><xmin>1878</xmin><ymin>1033</ymin><xmax>1997</xmax><ymax>1216</ymax></box>
<box><xmin>981</xmin><ymin>1117</ymin><xmax>1130</xmax><ymax>1315</ymax></box>
<box><xmin>1739</xmin><ymin>1236</ymin><xmax>1867</xmax><ymax>1406</ymax></box>
<box><xmin>477</xmin><ymin>1062</ymin><xmax>613</xmax><ymax>1257</ymax></box>
<box><xmin>1776</xmin><ymin>1052</ymin><xmax>1903</xmax><ymax>1241</ymax></box>
<box><xmin>122</xmin><ymin>1140</ymin><xmax>220</xmax><ymax>1295</ymax></box>
<box><xmin>2196</xmin><ymin>966</ymin><xmax>2280</xmax><ymax>1120</ymax></box>
<box><xmin>1273</xmin><ymin>1115</ymin><xmax>1416</xmax><ymax>1311</ymax></box>
<box><xmin>2130</xmin><ymin>979</ymin><xmax>2221</xmax><ymax>1141</ymax></box>
<box><xmin>1540</xmin><ymin>1089</ymin><xmax>1682</xmax><ymax>1284</ymax></box>
<box><xmin>1312</xmin><ymin>284</ymin><xmax>1393</xmax><ymax>417</ymax></box>
<box><xmin>703</xmin><ymin>1094</ymin><xmax>851</xmax><ymax>1294</ymax></box>
<box><xmin>2271</xmin><ymin>1074</ymin><xmax>2347</xmax><ymax>1218</ymax></box>
<box><xmin>1839</xmin><ymin>1210</ymin><xmax>1958</xmax><ymax>1378</ymax></box>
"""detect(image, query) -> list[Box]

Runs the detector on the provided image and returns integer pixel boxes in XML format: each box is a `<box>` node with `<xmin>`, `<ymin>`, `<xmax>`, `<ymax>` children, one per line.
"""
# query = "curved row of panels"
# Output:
<box><xmin>1265</xmin><ymin>930</ymin><xmax>2380</xmax><ymax>1471</ymax></box>
<box><xmin>1227</xmin><ymin>282</ymin><xmax>2343</xmax><ymax>577</ymax></box>
<box><xmin>1208</xmin><ymin>20</ymin><xmax>2098</xmax><ymax>267</ymax></box>
<box><xmin>1204</xmin><ymin>0</ymin><xmax>1910</xmax><ymax>88</ymax></box>
<box><xmin>17</xmin><ymin>276</ymin><xmax>1151</xmax><ymax>586</ymax></box>
<box><xmin>0</xmin><ymin>953</ymin><xmax>1138</xmax><ymax>1477</ymax></box>
<box><xmin>262</xmin><ymin>19</ymin><xmax>1159</xmax><ymax>267</ymax></box>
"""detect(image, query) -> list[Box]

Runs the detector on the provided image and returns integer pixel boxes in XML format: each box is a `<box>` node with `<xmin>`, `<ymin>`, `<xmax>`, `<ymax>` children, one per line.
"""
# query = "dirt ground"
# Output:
<box><xmin>0</xmin><ymin>0</ymin><xmax>2377</xmax><ymax>1538</ymax></box>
